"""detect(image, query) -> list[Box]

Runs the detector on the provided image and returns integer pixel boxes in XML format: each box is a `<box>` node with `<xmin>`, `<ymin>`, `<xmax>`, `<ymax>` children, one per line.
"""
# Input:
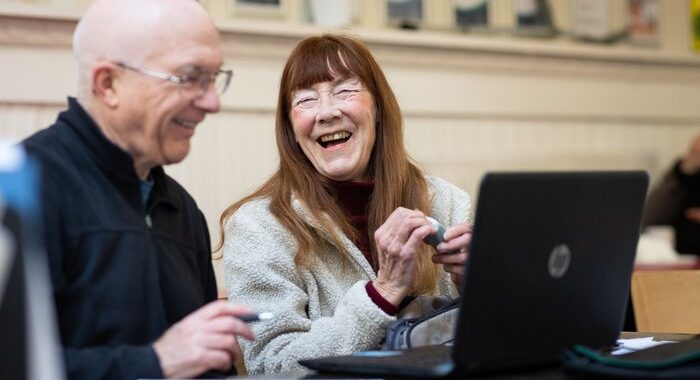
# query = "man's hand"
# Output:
<box><xmin>153</xmin><ymin>300</ymin><xmax>255</xmax><ymax>379</ymax></box>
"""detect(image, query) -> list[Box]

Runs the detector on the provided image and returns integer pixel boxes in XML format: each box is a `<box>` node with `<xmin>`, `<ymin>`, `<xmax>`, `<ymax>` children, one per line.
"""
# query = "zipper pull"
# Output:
<box><xmin>145</xmin><ymin>214</ymin><xmax>152</xmax><ymax>228</ymax></box>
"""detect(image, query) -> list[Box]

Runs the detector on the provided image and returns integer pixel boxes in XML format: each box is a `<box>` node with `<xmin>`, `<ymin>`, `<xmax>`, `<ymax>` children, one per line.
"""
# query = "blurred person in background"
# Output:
<box><xmin>643</xmin><ymin>134</ymin><xmax>700</xmax><ymax>255</ymax></box>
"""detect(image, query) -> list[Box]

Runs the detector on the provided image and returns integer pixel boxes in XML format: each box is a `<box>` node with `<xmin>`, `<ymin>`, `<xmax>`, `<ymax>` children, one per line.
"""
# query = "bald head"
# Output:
<box><xmin>73</xmin><ymin>0</ymin><xmax>220</xmax><ymax>102</ymax></box>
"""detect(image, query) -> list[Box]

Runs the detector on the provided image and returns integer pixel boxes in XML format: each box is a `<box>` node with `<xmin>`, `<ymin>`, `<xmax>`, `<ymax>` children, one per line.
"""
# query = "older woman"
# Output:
<box><xmin>220</xmin><ymin>34</ymin><xmax>471</xmax><ymax>374</ymax></box>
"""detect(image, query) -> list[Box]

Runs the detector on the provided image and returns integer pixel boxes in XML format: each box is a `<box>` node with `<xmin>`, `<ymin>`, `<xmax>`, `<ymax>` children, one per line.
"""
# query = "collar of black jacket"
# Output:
<box><xmin>59</xmin><ymin>97</ymin><xmax>175</xmax><ymax>212</ymax></box>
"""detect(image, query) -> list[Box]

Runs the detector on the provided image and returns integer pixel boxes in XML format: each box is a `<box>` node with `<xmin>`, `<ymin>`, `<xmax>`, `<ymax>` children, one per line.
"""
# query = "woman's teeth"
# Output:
<box><xmin>320</xmin><ymin>131</ymin><xmax>350</xmax><ymax>143</ymax></box>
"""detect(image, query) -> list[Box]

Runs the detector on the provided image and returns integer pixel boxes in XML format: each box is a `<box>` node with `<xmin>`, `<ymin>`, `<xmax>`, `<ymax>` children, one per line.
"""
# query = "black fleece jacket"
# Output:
<box><xmin>643</xmin><ymin>161</ymin><xmax>700</xmax><ymax>255</ymax></box>
<box><xmin>23</xmin><ymin>98</ymin><xmax>222</xmax><ymax>379</ymax></box>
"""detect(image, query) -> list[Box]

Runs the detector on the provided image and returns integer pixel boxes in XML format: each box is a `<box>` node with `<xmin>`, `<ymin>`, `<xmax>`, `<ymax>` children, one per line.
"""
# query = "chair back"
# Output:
<box><xmin>632</xmin><ymin>270</ymin><xmax>700</xmax><ymax>333</ymax></box>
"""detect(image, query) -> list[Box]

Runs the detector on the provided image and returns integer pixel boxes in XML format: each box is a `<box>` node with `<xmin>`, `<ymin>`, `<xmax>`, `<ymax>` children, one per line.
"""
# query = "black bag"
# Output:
<box><xmin>563</xmin><ymin>336</ymin><xmax>700</xmax><ymax>379</ymax></box>
<box><xmin>383</xmin><ymin>296</ymin><xmax>460</xmax><ymax>350</ymax></box>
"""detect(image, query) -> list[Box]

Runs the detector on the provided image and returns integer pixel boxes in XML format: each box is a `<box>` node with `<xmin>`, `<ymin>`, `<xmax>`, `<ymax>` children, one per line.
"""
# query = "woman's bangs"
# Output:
<box><xmin>288</xmin><ymin>44</ymin><xmax>354</xmax><ymax>91</ymax></box>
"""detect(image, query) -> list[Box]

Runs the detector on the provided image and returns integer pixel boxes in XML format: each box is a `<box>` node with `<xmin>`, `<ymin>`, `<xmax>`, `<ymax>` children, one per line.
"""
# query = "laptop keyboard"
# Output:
<box><xmin>351</xmin><ymin>345</ymin><xmax>453</xmax><ymax>367</ymax></box>
<box><xmin>300</xmin><ymin>345</ymin><xmax>456</xmax><ymax>377</ymax></box>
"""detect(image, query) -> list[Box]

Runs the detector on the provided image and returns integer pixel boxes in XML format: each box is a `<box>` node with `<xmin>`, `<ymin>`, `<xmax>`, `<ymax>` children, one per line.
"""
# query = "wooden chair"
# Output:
<box><xmin>217</xmin><ymin>294</ymin><xmax>248</xmax><ymax>375</ymax></box>
<box><xmin>213</xmin><ymin>260</ymin><xmax>248</xmax><ymax>374</ymax></box>
<box><xmin>631</xmin><ymin>270</ymin><xmax>700</xmax><ymax>333</ymax></box>
<box><xmin>233</xmin><ymin>339</ymin><xmax>247</xmax><ymax>375</ymax></box>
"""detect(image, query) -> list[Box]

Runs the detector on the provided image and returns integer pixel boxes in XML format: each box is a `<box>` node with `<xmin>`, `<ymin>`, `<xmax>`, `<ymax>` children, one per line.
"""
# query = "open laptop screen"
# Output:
<box><xmin>454</xmin><ymin>171</ymin><xmax>648</xmax><ymax>372</ymax></box>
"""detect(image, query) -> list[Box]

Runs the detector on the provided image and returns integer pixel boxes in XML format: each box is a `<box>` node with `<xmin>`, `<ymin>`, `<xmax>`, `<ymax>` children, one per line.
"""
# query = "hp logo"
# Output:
<box><xmin>548</xmin><ymin>244</ymin><xmax>571</xmax><ymax>279</ymax></box>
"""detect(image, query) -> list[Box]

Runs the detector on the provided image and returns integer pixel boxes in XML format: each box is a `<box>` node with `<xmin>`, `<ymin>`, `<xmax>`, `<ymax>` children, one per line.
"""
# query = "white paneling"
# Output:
<box><xmin>384</xmin><ymin>64</ymin><xmax>700</xmax><ymax>119</ymax></box>
<box><xmin>222</xmin><ymin>57</ymin><xmax>284</xmax><ymax>111</ymax></box>
<box><xmin>167</xmin><ymin>110</ymin><xmax>279</xmax><ymax>245</ymax></box>
<box><xmin>0</xmin><ymin>104</ymin><xmax>63</xmax><ymax>141</ymax></box>
<box><xmin>403</xmin><ymin>116</ymin><xmax>698</xmax><ymax>204</ymax></box>
<box><xmin>0</xmin><ymin>45</ymin><xmax>77</xmax><ymax>103</ymax></box>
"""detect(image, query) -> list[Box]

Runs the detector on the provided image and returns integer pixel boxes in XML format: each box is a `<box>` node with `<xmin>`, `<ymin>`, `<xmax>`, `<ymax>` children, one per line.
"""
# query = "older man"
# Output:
<box><xmin>22</xmin><ymin>0</ymin><xmax>253</xmax><ymax>378</ymax></box>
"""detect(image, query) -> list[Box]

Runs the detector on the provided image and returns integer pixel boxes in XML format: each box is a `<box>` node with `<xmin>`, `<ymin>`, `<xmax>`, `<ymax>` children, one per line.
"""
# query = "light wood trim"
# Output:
<box><xmin>632</xmin><ymin>270</ymin><xmax>700</xmax><ymax>334</ymax></box>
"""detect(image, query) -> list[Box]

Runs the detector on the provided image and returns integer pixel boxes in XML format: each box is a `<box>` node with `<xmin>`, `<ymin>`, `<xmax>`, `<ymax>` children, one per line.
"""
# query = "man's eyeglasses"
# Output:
<box><xmin>113</xmin><ymin>61</ymin><xmax>233</xmax><ymax>97</ymax></box>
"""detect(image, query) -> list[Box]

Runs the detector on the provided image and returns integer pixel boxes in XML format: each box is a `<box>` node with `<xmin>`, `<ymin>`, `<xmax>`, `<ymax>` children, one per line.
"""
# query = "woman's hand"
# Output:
<box><xmin>373</xmin><ymin>208</ymin><xmax>434</xmax><ymax>306</ymax></box>
<box><xmin>431</xmin><ymin>223</ymin><xmax>472</xmax><ymax>287</ymax></box>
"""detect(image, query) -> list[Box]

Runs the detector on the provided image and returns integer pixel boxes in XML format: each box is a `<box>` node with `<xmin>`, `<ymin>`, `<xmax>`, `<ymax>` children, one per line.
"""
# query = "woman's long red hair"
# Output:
<box><xmin>218</xmin><ymin>34</ymin><xmax>439</xmax><ymax>294</ymax></box>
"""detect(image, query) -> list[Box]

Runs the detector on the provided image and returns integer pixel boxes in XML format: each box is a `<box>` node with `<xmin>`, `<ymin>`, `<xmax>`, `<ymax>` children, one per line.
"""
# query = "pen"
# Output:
<box><xmin>238</xmin><ymin>312</ymin><xmax>274</xmax><ymax>323</ymax></box>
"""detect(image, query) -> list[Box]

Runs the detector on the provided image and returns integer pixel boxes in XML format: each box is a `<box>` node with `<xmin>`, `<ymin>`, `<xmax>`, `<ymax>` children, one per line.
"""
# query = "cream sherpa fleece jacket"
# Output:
<box><xmin>224</xmin><ymin>176</ymin><xmax>470</xmax><ymax>374</ymax></box>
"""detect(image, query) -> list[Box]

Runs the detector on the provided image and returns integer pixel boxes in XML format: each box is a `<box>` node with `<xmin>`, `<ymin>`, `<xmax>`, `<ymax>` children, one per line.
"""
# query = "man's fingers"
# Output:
<box><xmin>201</xmin><ymin>349</ymin><xmax>234</xmax><ymax>372</ymax></box>
<box><xmin>192</xmin><ymin>300</ymin><xmax>255</xmax><ymax>320</ymax></box>
<box><xmin>207</xmin><ymin>317</ymin><xmax>255</xmax><ymax>341</ymax></box>
<box><xmin>204</xmin><ymin>332</ymin><xmax>239</xmax><ymax>353</ymax></box>
<box><xmin>192</xmin><ymin>300</ymin><xmax>230</xmax><ymax>319</ymax></box>
<box><xmin>203</xmin><ymin>333</ymin><xmax>245</xmax><ymax>364</ymax></box>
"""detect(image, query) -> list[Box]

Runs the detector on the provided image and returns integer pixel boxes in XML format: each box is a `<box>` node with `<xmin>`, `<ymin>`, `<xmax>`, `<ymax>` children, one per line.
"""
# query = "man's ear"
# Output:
<box><xmin>91</xmin><ymin>62</ymin><xmax>119</xmax><ymax>108</ymax></box>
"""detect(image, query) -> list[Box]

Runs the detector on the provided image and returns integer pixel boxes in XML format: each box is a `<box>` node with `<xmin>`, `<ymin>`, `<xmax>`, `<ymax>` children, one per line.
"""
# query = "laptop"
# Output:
<box><xmin>299</xmin><ymin>171</ymin><xmax>649</xmax><ymax>377</ymax></box>
<box><xmin>0</xmin><ymin>143</ymin><xmax>65</xmax><ymax>380</ymax></box>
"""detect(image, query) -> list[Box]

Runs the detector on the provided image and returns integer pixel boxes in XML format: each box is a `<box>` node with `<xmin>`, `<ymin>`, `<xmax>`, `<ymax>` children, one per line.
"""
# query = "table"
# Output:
<box><xmin>233</xmin><ymin>332</ymin><xmax>697</xmax><ymax>379</ymax></box>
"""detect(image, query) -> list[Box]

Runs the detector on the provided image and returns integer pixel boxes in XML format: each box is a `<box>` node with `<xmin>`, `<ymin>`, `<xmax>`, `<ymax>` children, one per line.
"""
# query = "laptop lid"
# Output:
<box><xmin>0</xmin><ymin>143</ymin><xmax>65</xmax><ymax>380</ymax></box>
<box><xmin>454</xmin><ymin>171</ymin><xmax>648</xmax><ymax>372</ymax></box>
<box><xmin>299</xmin><ymin>171</ymin><xmax>648</xmax><ymax>377</ymax></box>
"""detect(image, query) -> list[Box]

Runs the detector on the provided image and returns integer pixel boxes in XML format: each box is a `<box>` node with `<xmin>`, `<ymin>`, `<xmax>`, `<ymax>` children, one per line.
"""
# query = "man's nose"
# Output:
<box><xmin>193</xmin><ymin>85</ymin><xmax>221</xmax><ymax>113</ymax></box>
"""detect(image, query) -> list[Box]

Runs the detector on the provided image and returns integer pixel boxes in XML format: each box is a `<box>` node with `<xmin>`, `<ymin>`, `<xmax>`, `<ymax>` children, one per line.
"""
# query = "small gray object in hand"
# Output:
<box><xmin>424</xmin><ymin>216</ymin><xmax>446</xmax><ymax>249</ymax></box>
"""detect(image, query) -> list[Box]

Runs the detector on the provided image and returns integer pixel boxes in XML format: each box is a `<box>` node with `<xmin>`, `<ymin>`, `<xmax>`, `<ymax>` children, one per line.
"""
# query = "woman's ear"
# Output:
<box><xmin>91</xmin><ymin>62</ymin><xmax>119</xmax><ymax>108</ymax></box>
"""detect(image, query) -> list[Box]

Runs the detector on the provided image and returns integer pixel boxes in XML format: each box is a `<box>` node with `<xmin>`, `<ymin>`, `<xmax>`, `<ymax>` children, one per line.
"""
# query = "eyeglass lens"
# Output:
<box><xmin>179</xmin><ymin>70</ymin><xmax>231</xmax><ymax>98</ymax></box>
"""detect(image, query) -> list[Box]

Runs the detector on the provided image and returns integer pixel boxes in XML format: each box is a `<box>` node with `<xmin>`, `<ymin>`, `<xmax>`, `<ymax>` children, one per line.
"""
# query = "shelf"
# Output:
<box><xmin>2</xmin><ymin>2</ymin><xmax>700</xmax><ymax>68</ymax></box>
<box><xmin>215</xmin><ymin>9</ymin><xmax>700</xmax><ymax>67</ymax></box>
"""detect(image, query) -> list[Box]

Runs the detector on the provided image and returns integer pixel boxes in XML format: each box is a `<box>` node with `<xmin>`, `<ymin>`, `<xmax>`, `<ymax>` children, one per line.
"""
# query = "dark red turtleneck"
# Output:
<box><xmin>329</xmin><ymin>180</ymin><xmax>374</xmax><ymax>267</ymax></box>
<box><xmin>329</xmin><ymin>180</ymin><xmax>399</xmax><ymax>315</ymax></box>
